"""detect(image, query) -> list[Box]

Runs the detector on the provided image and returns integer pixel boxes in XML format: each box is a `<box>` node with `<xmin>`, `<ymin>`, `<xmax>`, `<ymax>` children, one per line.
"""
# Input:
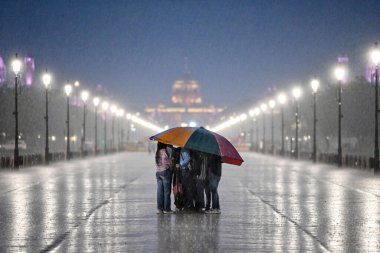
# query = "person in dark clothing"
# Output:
<box><xmin>194</xmin><ymin>151</ymin><xmax>209</xmax><ymax>212</ymax></box>
<box><xmin>205</xmin><ymin>154</ymin><xmax>222</xmax><ymax>214</ymax></box>
<box><xmin>179</xmin><ymin>148</ymin><xmax>195</xmax><ymax>210</ymax></box>
<box><xmin>171</xmin><ymin>147</ymin><xmax>184</xmax><ymax>211</ymax></box>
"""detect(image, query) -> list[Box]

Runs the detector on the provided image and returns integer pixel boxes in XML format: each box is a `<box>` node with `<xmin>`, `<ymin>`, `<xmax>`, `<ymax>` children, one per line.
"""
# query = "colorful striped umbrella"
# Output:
<box><xmin>149</xmin><ymin>127</ymin><xmax>244</xmax><ymax>166</ymax></box>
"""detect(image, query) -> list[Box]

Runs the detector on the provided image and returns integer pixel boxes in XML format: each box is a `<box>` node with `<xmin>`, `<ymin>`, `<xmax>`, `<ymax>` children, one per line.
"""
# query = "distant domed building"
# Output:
<box><xmin>146</xmin><ymin>65</ymin><xmax>223</xmax><ymax>128</ymax></box>
<box><xmin>171</xmin><ymin>73</ymin><xmax>202</xmax><ymax>105</ymax></box>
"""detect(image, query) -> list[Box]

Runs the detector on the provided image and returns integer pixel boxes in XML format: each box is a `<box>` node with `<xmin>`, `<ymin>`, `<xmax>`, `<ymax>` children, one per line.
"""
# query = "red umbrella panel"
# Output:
<box><xmin>150</xmin><ymin>127</ymin><xmax>244</xmax><ymax>166</ymax></box>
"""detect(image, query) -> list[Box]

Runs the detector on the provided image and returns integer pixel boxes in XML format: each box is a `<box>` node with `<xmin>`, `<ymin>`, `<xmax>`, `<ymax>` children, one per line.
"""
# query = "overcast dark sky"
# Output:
<box><xmin>1</xmin><ymin>0</ymin><xmax>380</xmax><ymax>112</ymax></box>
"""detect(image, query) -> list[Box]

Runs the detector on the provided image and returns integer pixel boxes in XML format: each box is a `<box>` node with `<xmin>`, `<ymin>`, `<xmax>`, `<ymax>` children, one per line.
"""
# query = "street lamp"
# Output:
<box><xmin>334</xmin><ymin>65</ymin><xmax>345</xmax><ymax>167</ymax></box>
<box><xmin>93</xmin><ymin>97</ymin><xmax>100</xmax><ymax>155</ymax></box>
<box><xmin>80</xmin><ymin>90</ymin><xmax>89</xmax><ymax>157</ymax></box>
<box><xmin>110</xmin><ymin>105</ymin><xmax>117</xmax><ymax>152</ymax></box>
<box><xmin>277</xmin><ymin>93</ymin><xmax>287</xmax><ymax>156</ymax></box>
<box><xmin>269</xmin><ymin>99</ymin><xmax>276</xmax><ymax>155</ymax></box>
<box><xmin>42</xmin><ymin>70</ymin><xmax>51</xmax><ymax>164</ymax></box>
<box><xmin>64</xmin><ymin>83</ymin><xmax>73</xmax><ymax>160</ymax></box>
<box><xmin>292</xmin><ymin>86</ymin><xmax>302</xmax><ymax>159</ymax></box>
<box><xmin>73</xmin><ymin>81</ymin><xmax>80</xmax><ymax>151</ymax></box>
<box><xmin>249</xmin><ymin>109</ymin><xmax>258</xmax><ymax>152</ymax></box>
<box><xmin>116</xmin><ymin>108</ymin><xmax>125</xmax><ymax>151</ymax></box>
<box><xmin>12</xmin><ymin>54</ymin><xmax>22</xmax><ymax>169</ymax></box>
<box><xmin>249</xmin><ymin>109</ymin><xmax>255</xmax><ymax>151</ymax></box>
<box><xmin>102</xmin><ymin>101</ymin><xmax>109</xmax><ymax>154</ymax></box>
<box><xmin>260</xmin><ymin>103</ymin><xmax>268</xmax><ymax>153</ymax></box>
<box><xmin>371</xmin><ymin>42</ymin><xmax>380</xmax><ymax>174</ymax></box>
<box><xmin>311</xmin><ymin>78</ymin><xmax>320</xmax><ymax>163</ymax></box>
<box><xmin>126</xmin><ymin>113</ymin><xmax>132</xmax><ymax>142</ymax></box>
<box><xmin>254</xmin><ymin>107</ymin><xmax>260</xmax><ymax>152</ymax></box>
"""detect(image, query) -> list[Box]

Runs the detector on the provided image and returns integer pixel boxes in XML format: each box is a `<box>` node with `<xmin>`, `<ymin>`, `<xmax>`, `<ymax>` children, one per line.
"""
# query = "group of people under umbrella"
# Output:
<box><xmin>150</xmin><ymin>126</ymin><xmax>244</xmax><ymax>214</ymax></box>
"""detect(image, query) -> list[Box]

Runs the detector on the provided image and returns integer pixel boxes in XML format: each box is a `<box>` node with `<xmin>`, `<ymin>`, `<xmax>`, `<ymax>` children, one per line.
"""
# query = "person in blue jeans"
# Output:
<box><xmin>205</xmin><ymin>154</ymin><xmax>222</xmax><ymax>214</ymax></box>
<box><xmin>155</xmin><ymin>142</ymin><xmax>173</xmax><ymax>214</ymax></box>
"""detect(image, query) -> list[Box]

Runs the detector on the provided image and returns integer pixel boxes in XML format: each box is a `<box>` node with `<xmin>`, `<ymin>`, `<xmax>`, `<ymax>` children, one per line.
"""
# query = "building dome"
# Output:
<box><xmin>171</xmin><ymin>73</ymin><xmax>202</xmax><ymax>105</ymax></box>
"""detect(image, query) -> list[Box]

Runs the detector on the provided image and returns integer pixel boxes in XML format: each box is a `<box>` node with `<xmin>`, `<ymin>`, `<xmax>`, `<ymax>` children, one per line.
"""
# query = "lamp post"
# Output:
<box><xmin>277</xmin><ymin>93</ymin><xmax>287</xmax><ymax>156</ymax></box>
<box><xmin>64</xmin><ymin>83</ymin><xmax>73</xmax><ymax>160</ymax></box>
<box><xmin>254</xmin><ymin>107</ymin><xmax>260</xmax><ymax>152</ymax></box>
<box><xmin>249</xmin><ymin>109</ymin><xmax>256</xmax><ymax>151</ymax></box>
<box><xmin>269</xmin><ymin>99</ymin><xmax>276</xmax><ymax>155</ymax></box>
<box><xmin>117</xmin><ymin>109</ymin><xmax>125</xmax><ymax>151</ymax></box>
<box><xmin>12</xmin><ymin>54</ymin><xmax>22</xmax><ymax>169</ymax></box>
<box><xmin>110</xmin><ymin>105</ymin><xmax>117</xmax><ymax>152</ymax></box>
<box><xmin>126</xmin><ymin>113</ymin><xmax>131</xmax><ymax>142</ymax></box>
<box><xmin>311</xmin><ymin>78</ymin><xmax>320</xmax><ymax>163</ymax></box>
<box><xmin>93</xmin><ymin>97</ymin><xmax>100</xmax><ymax>156</ymax></box>
<box><xmin>334</xmin><ymin>65</ymin><xmax>345</xmax><ymax>167</ymax></box>
<box><xmin>292</xmin><ymin>87</ymin><xmax>302</xmax><ymax>159</ymax></box>
<box><xmin>102</xmin><ymin>101</ymin><xmax>109</xmax><ymax>154</ymax></box>
<box><xmin>42</xmin><ymin>70</ymin><xmax>51</xmax><ymax>164</ymax></box>
<box><xmin>80</xmin><ymin>90</ymin><xmax>89</xmax><ymax>157</ymax></box>
<box><xmin>371</xmin><ymin>42</ymin><xmax>380</xmax><ymax>174</ymax></box>
<box><xmin>73</xmin><ymin>81</ymin><xmax>80</xmax><ymax>151</ymax></box>
<box><xmin>260</xmin><ymin>103</ymin><xmax>268</xmax><ymax>153</ymax></box>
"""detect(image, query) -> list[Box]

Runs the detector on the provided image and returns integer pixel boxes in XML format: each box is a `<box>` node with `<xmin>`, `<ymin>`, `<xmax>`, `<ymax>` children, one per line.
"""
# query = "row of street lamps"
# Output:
<box><xmin>250</xmin><ymin>67</ymin><xmax>341</xmax><ymax>162</ymax></box>
<box><xmin>252</xmin><ymin>43</ymin><xmax>380</xmax><ymax>173</ymax></box>
<box><xmin>10</xmin><ymin>55</ymin><xmax>132</xmax><ymax>167</ymax></box>
<box><xmin>243</xmin><ymin>43</ymin><xmax>379</xmax><ymax>173</ymax></box>
<box><xmin>62</xmin><ymin>82</ymin><xmax>127</xmax><ymax>161</ymax></box>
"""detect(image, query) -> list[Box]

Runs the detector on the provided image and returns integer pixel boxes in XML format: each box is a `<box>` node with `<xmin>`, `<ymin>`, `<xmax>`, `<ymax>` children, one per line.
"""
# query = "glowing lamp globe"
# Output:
<box><xmin>334</xmin><ymin>66</ymin><xmax>345</xmax><ymax>81</ymax></box>
<box><xmin>81</xmin><ymin>90</ymin><xmax>89</xmax><ymax>102</ymax></box>
<box><xmin>292</xmin><ymin>87</ymin><xmax>302</xmax><ymax>100</ymax></box>
<box><xmin>371</xmin><ymin>44</ymin><xmax>380</xmax><ymax>65</ymax></box>
<box><xmin>110</xmin><ymin>105</ymin><xmax>117</xmax><ymax>114</ymax></box>
<box><xmin>93</xmin><ymin>97</ymin><xmax>100</xmax><ymax>107</ymax></box>
<box><xmin>277</xmin><ymin>93</ymin><xmax>287</xmax><ymax>105</ymax></box>
<box><xmin>12</xmin><ymin>57</ymin><xmax>22</xmax><ymax>75</ymax></box>
<box><xmin>42</xmin><ymin>72</ymin><xmax>51</xmax><ymax>89</ymax></box>
<box><xmin>64</xmin><ymin>84</ymin><xmax>73</xmax><ymax>96</ymax></box>
<box><xmin>311</xmin><ymin>78</ymin><xmax>320</xmax><ymax>93</ymax></box>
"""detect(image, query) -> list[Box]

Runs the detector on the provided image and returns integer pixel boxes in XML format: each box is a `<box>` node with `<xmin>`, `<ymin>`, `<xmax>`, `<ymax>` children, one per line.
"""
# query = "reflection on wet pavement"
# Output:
<box><xmin>0</xmin><ymin>152</ymin><xmax>378</xmax><ymax>252</ymax></box>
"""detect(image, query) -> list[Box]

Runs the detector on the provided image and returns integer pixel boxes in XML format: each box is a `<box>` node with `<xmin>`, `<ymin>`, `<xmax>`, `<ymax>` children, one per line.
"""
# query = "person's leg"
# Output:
<box><xmin>156</xmin><ymin>172</ymin><xmax>164</xmax><ymax>212</ymax></box>
<box><xmin>163</xmin><ymin>170</ymin><xmax>172</xmax><ymax>212</ymax></box>
<box><xmin>172</xmin><ymin>169</ymin><xmax>179</xmax><ymax>209</ymax></box>
<box><xmin>190</xmin><ymin>171</ymin><xmax>198</xmax><ymax>208</ymax></box>
<box><xmin>181</xmin><ymin>169</ymin><xmax>193</xmax><ymax>209</ymax></box>
<box><xmin>205</xmin><ymin>181</ymin><xmax>211</xmax><ymax>211</ymax></box>
<box><xmin>210</xmin><ymin>175</ymin><xmax>221</xmax><ymax>210</ymax></box>
<box><xmin>195</xmin><ymin>179</ymin><xmax>205</xmax><ymax>211</ymax></box>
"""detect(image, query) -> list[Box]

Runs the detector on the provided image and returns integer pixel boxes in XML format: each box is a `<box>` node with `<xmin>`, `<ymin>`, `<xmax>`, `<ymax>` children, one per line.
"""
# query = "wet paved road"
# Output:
<box><xmin>0</xmin><ymin>152</ymin><xmax>379</xmax><ymax>252</ymax></box>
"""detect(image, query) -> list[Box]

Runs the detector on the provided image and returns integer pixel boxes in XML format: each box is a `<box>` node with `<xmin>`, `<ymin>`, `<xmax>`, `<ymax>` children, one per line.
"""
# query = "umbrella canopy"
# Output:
<box><xmin>149</xmin><ymin>127</ymin><xmax>244</xmax><ymax>166</ymax></box>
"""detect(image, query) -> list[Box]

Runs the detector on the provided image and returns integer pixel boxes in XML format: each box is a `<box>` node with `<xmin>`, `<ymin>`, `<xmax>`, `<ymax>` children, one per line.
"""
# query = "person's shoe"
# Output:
<box><xmin>205</xmin><ymin>209</ymin><xmax>213</xmax><ymax>214</ymax></box>
<box><xmin>212</xmin><ymin>209</ymin><xmax>221</xmax><ymax>214</ymax></box>
<box><xmin>163</xmin><ymin>210</ymin><xmax>173</xmax><ymax>214</ymax></box>
<box><xmin>156</xmin><ymin>209</ymin><xmax>163</xmax><ymax>214</ymax></box>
